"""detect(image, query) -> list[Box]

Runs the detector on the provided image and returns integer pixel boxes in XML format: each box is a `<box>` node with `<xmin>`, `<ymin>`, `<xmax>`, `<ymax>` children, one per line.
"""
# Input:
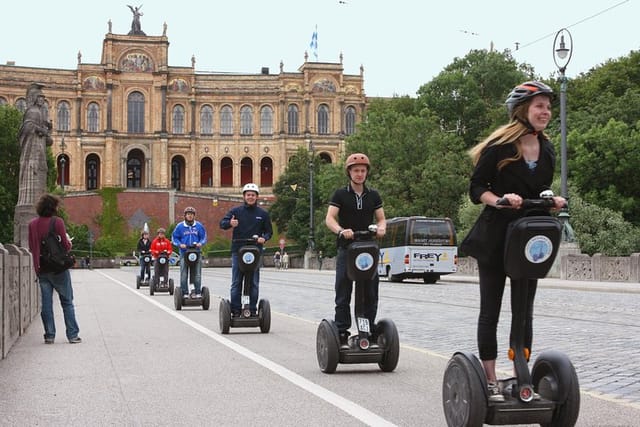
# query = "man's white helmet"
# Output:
<box><xmin>242</xmin><ymin>183</ymin><xmax>260</xmax><ymax>195</ymax></box>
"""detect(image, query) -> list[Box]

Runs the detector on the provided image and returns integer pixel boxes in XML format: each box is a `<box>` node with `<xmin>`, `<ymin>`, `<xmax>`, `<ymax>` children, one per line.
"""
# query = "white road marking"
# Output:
<box><xmin>99</xmin><ymin>271</ymin><xmax>396</xmax><ymax>427</ymax></box>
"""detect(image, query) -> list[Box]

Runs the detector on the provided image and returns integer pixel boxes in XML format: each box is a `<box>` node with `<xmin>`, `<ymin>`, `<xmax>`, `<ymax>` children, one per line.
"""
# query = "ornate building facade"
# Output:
<box><xmin>0</xmin><ymin>26</ymin><xmax>367</xmax><ymax>199</ymax></box>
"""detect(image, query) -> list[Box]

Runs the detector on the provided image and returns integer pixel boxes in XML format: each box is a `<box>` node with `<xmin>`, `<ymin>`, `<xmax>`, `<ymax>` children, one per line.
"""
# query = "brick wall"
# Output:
<box><xmin>62</xmin><ymin>190</ymin><xmax>245</xmax><ymax>240</ymax></box>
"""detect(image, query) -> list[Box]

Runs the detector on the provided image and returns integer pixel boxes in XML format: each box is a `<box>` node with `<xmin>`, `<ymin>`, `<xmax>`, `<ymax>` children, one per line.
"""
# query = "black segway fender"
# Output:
<box><xmin>201</xmin><ymin>287</ymin><xmax>210</xmax><ymax>310</ymax></box>
<box><xmin>258</xmin><ymin>299</ymin><xmax>271</xmax><ymax>333</ymax></box>
<box><xmin>442</xmin><ymin>352</ymin><xmax>488</xmax><ymax>427</ymax></box>
<box><xmin>174</xmin><ymin>288</ymin><xmax>183</xmax><ymax>310</ymax></box>
<box><xmin>532</xmin><ymin>349</ymin><xmax>580</xmax><ymax>403</ymax></box>
<box><xmin>376</xmin><ymin>318</ymin><xmax>399</xmax><ymax>372</ymax></box>
<box><xmin>316</xmin><ymin>319</ymin><xmax>340</xmax><ymax>373</ymax></box>
<box><xmin>219</xmin><ymin>299</ymin><xmax>231</xmax><ymax>334</ymax></box>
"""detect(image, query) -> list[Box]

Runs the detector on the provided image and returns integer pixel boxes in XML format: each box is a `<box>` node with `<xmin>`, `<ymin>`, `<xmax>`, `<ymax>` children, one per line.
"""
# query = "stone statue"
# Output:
<box><xmin>14</xmin><ymin>83</ymin><xmax>53</xmax><ymax>246</ymax></box>
<box><xmin>108</xmin><ymin>19</ymin><xmax>112</xmax><ymax>33</ymax></box>
<box><xmin>127</xmin><ymin>5</ymin><xmax>146</xmax><ymax>36</ymax></box>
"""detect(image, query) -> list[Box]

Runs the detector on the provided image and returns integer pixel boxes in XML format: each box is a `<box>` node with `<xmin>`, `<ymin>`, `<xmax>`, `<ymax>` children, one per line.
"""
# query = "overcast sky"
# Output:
<box><xmin>2</xmin><ymin>0</ymin><xmax>638</xmax><ymax>97</ymax></box>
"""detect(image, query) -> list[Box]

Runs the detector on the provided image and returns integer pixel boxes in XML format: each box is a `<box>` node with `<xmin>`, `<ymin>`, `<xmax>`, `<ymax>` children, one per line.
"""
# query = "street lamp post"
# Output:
<box><xmin>59</xmin><ymin>133</ymin><xmax>67</xmax><ymax>190</ymax></box>
<box><xmin>306</xmin><ymin>131</ymin><xmax>315</xmax><ymax>251</ymax></box>
<box><xmin>553</xmin><ymin>28</ymin><xmax>575</xmax><ymax>242</ymax></box>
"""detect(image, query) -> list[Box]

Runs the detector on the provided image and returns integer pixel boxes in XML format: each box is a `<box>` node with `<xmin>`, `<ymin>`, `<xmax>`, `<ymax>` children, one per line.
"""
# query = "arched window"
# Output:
<box><xmin>200</xmin><ymin>157</ymin><xmax>213</xmax><ymax>187</ymax></box>
<box><xmin>172</xmin><ymin>105</ymin><xmax>185</xmax><ymax>134</ymax></box>
<box><xmin>287</xmin><ymin>104</ymin><xmax>299</xmax><ymax>135</ymax></box>
<box><xmin>317</xmin><ymin>104</ymin><xmax>329</xmax><ymax>134</ymax></box>
<box><xmin>171</xmin><ymin>157</ymin><xmax>184</xmax><ymax>190</ymax></box>
<box><xmin>260</xmin><ymin>105</ymin><xmax>273</xmax><ymax>135</ymax></box>
<box><xmin>260</xmin><ymin>157</ymin><xmax>273</xmax><ymax>187</ymax></box>
<box><xmin>57</xmin><ymin>101</ymin><xmax>71</xmax><ymax>131</ymax></box>
<box><xmin>86</xmin><ymin>154</ymin><xmax>100</xmax><ymax>190</ymax></box>
<box><xmin>220</xmin><ymin>105</ymin><xmax>233</xmax><ymax>135</ymax></box>
<box><xmin>126</xmin><ymin>150</ymin><xmax>144</xmax><ymax>188</ymax></box>
<box><xmin>127</xmin><ymin>91</ymin><xmax>145</xmax><ymax>133</ymax></box>
<box><xmin>87</xmin><ymin>102</ymin><xmax>100</xmax><ymax>132</ymax></box>
<box><xmin>220</xmin><ymin>157</ymin><xmax>233</xmax><ymax>187</ymax></box>
<box><xmin>200</xmin><ymin>105</ymin><xmax>213</xmax><ymax>134</ymax></box>
<box><xmin>240</xmin><ymin>105</ymin><xmax>253</xmax><ymax>136</ymax></box>
<box><xmin>319</xmin><ymin>152</ymin><xmax>333</xmax><ymax>164</ymax></box>
<box><xmin>0</xmin><ymin>97</ymin><xmax>7</xmax><ymax>105</ymax></box>
<box><xmin>345</xmin><ymin>106</ymin><xmax>356</xmax><ymax>135</ymax></box>
<box><xmin>15</xmin><ymin>98</ymin><xmax>27</xmax><ymax>113</ymax></box>
<box><xmin>240</xmin><ymin>157</ymin><xmax>253</xmax><ymax>185</ymax></box>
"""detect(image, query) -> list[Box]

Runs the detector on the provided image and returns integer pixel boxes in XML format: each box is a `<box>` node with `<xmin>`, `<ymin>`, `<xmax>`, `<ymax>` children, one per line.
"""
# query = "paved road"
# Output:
<box><xmin>0</xmin><ymin>267</ymin><xmax>638</xmax><ymax>426</ymax></box>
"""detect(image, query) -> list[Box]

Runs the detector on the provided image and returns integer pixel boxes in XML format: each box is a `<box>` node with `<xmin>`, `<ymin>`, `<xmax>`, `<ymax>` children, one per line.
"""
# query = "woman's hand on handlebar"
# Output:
<box><xmin>496</xmin><ymin>193</ymin><xmax>523</xmax><ymax>209</ymax></box>
<box><xmin>256</xmin><ymin>237</ymin><xmax>266</xmax><ymax>245</ymax></box>
<box><xmin>552</xmin><ymin>196</ymin><xmax>567</xmax><ymax>211</ymax></box>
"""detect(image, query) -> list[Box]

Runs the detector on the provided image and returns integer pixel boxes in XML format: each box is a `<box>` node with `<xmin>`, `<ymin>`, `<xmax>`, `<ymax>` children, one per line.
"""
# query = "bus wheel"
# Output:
<box><xmin>423</xmin><ymin>274</ymin><xmax>439</xmax><ymax>284</ymax></box>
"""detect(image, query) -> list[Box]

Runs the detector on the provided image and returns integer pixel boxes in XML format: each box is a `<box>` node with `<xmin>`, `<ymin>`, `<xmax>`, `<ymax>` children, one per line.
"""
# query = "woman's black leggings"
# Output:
<box><xmin>477</xmin><ymin>262</ymin><xmax>537</xmax><ymax>361</ymax></box>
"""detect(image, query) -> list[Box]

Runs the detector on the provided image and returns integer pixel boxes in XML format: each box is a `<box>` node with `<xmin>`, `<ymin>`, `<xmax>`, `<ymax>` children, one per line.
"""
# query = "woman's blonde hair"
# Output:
<box><xmin>469</xmin><ymin>100</ymin><xmax>549</xmax><ymax>170</ymax></box>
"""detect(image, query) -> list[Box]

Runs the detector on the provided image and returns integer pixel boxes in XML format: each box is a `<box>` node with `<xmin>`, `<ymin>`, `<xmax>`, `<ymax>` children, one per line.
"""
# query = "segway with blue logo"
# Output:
<box><xmin>219</xmin><ymin>236</ymin><xmax>271</xmax><ymax>333</ymax></box>
<box><xmin>316</xmin><ymin>225</ymin><xmax>400</xmax><ymax>373</ymax></box>
<box><xmin>442</xmin><ymin>191</ymin><xmax>580</xmax><ymax>426</ymax></box>
<box><xmin>150</xmin><ymin>251</ymin><xmax>174</xmax><ymax>296</ymax></box>
<box><xmin>173</xmin><ymin>246</ymin><xmax>210</xmax><ymax>310</ymax></box>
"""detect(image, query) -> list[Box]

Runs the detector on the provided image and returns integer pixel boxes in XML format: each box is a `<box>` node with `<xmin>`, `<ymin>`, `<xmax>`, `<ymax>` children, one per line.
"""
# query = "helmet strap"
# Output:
<box><xmin>516</xmin><ymin>117</ymin><xmax>538</xmax><ymax>136</ymax></box>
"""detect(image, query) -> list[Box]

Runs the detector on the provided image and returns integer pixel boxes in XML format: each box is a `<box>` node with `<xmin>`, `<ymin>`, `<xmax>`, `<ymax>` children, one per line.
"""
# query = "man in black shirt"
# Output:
<box><xmin>325</xmin><ymin>153</ymin><xmax>386</xmax><ymax>348</ymax></box>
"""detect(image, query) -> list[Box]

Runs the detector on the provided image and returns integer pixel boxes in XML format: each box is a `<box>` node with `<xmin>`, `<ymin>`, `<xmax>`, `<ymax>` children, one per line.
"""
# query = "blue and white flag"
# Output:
<box><xmin>309</xmin><ymin>25</ymin><xmax>318</xmax><ymax>60</ymax></box>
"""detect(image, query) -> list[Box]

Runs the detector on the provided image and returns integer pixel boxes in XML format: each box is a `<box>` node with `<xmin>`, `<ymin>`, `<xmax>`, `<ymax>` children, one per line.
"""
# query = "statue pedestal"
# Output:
<box><xmin>13</xmin><ymin>205</ymin><xmax>37</xmax><ymax>248</ymax></box>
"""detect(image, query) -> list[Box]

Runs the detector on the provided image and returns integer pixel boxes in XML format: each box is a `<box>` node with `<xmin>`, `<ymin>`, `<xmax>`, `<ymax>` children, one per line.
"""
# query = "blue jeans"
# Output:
<box><xmin>334</xmin><ymin>247</ymin><xmax>379</xmax><ymax>334</ymax></box>
<box><xmin>180</xmin><ymin>255</ymin><xmax>202</xmax><ymax>295</ymax></box>
<box><xmin>139</xmin><ymin>257</ymin><xmax>151</xmax><ymax>280</ymax></box>
<box><xmin>39</xmin><ymin>269</ymin><xmax>80</xmax><ymax>340</ymax></box>
<box><xmin>230</xmin><ymin>252</ymin><xmax>260</xmax><ymax>313</ymax></box>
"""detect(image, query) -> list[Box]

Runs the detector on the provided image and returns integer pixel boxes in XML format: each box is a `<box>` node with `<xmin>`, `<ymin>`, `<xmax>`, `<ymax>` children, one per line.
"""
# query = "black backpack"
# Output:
<box><xmin>40</xmin><ymin>217</ymin><xmax>75</xmax><ymax>274</ymax></box>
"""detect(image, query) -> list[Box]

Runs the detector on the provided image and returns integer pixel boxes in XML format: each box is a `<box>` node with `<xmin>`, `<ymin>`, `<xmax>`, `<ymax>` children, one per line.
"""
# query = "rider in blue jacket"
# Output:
<box><xmin>220</xmin><ymin>183</ymin><xmax>273</xmax><ymax>317</ymax></box>
<box><xmin>172</xmin><ymin>206</ymin><xmax>207</xmax><ymax>297</ymax></box>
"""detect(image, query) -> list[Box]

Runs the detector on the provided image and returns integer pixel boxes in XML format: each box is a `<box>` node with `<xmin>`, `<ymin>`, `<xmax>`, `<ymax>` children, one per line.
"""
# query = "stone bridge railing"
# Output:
<box><xmin>456</xmin><ymin>253</ymin><xmax>640</xmax><ymax>283</ymax></box>
<box><xmin>1</xmin><ymin>243</ymin><xmax>39</xmax><ymax>360</ymax></box>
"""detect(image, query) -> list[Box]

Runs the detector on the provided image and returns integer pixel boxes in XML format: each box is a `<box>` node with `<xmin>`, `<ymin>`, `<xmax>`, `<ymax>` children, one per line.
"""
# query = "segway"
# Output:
<box><xmin>136</xmin><ymin>252</ymin><xmax>152</xmax><ymax>289</ymax></box>
<box><xmin>173</xmin><ymin>246</ymin><xmax>210</xmax><ymax>310</ymax></box>
<box><xmin>442</xmin><ymin>191</ymin><xmax>580</xmax><ymax>426</ymax></box>
<box><xmin>219</xmin><ymin>236</ymin><xmax>271</xmax><ymax>334</ymax></box>
<box><xmin>150</xmin><ymin>251</ymin><xmax>174</xmax><ymax>296</ymax></box>
<box><xmin>316</xmin><ymin>225</ymin><xmax>400</xmax><ymax>374</ymax></box>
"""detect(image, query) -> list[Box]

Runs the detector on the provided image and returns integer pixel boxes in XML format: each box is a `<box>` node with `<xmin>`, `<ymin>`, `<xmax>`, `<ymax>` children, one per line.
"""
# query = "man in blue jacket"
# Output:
<box><xmin>220</xmin><ymin>183</ymin><xmax>273</xmax><ymax>317</ymax></box>
<box><xmin>172</xmin><ymin>206</ymin><xmax>207</xmax><ymax>297</ymax></box>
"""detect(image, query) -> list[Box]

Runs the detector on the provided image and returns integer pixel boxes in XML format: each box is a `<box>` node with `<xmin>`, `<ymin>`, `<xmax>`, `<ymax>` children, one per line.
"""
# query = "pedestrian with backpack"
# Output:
<box><xmin>27</xmin><ymin>194</ymin><xmax>81</xmax><ymax>345</ymax></box>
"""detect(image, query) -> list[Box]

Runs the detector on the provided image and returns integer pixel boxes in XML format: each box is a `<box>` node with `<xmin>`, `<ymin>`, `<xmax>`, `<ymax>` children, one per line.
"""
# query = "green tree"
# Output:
<box><xmin>569</xmin><ymin>119</ymin><xmax>640</xmax><ymax>224</ymax></box>
<box><xmin>0</xmin><ymin>105</ymin><xmax>22</xmax><ymax>243</ymax></box>
<box><xmin>416</xmin><ymin>49</ymin><xmax>533</xmax><ymax>147</ymax></box>
<box><xmin>346</xmin><ymin>97</ymin><xmax>470</xmax><ymax>223</ymax></box>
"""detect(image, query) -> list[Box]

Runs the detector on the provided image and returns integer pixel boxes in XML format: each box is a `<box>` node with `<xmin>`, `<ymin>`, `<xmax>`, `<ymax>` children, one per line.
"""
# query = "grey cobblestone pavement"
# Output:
<box><xmin>207</xmin><ymin>269</ymin><xmax>640</xmax><ymax>408</ymax></box>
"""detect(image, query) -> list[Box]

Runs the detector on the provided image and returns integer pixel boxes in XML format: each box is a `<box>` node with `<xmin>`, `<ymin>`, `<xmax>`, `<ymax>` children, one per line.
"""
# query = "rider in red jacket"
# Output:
<box><xmin>150</xmin><ymin>228</ymin><xmax>172</xmax><ymax>258</ymax></box>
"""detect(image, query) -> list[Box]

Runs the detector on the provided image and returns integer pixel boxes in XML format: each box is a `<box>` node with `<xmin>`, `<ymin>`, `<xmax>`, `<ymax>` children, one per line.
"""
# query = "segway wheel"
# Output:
<box><xmin>168</xmin><ymin>278</ymin><xmax>174</xmax><ymax>295</ymax></box>
<box><xmin>316</xmin><ymin>319</ymin><xmax>339</xmax><ymax>374</ymax></box>
<box><xmin>201</xmin><ymin>287</ymin><xmax>210</xmax><ymax>310</ymax></box>
<box><xmin>149</xmin><ymin>278</ymin><xmax>155</xmax><ymax>296</ymax></box>
<box><xmin>136</xmin><ymin>276</ymin><xmax>141</xmax><ymax>289</ymax></box>
<box><xmin>258</xmin><ymin>299</ymin><xmax>271</xmax><ymax>333</ymax></box>
<box><xmin>532</xmin><ymin>350</ymin><xmax>580</xmax><ymax>427</ymax></box>
<box><xmin>174</xmin><ymin>288</ymin><xmax>182</xmax><ymax>310</ymax></box>
<box><xmin>219</xmin><ymin>299</ymin><xmax>231</xmax><ymax>334</ymax></box>
<box><xmin>442</xmin><ymin>353</ymin><xmax>487</xmax><ymax>427</ymax></box>
<box><xmin>376</xmin><ymin>318</ymin><xmax>400</xmax><ymax>372</ymax></box>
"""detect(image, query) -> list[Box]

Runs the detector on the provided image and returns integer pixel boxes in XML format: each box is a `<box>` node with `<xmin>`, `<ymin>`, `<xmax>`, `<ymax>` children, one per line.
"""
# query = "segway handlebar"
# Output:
<box><xmin>496</xmin><ymin>190</ymin><xmax>565</xmax><ymax>210</ymax></box>
<box><xmin>232</xmin><ymin>235</ymin><xmax>260</xmax><ymax>244</ymax></box>
<box><xmin>350</xmin><ymin>224</ymin><xmax>378</xmax><ymax>240</ymax></box>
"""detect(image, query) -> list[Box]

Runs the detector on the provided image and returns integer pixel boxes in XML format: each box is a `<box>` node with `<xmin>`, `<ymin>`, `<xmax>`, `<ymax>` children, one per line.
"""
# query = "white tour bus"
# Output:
<box><xmin>378</xmin><ymin>216</ymin><xmax>458</xmax><ymax>284</ymax></box>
